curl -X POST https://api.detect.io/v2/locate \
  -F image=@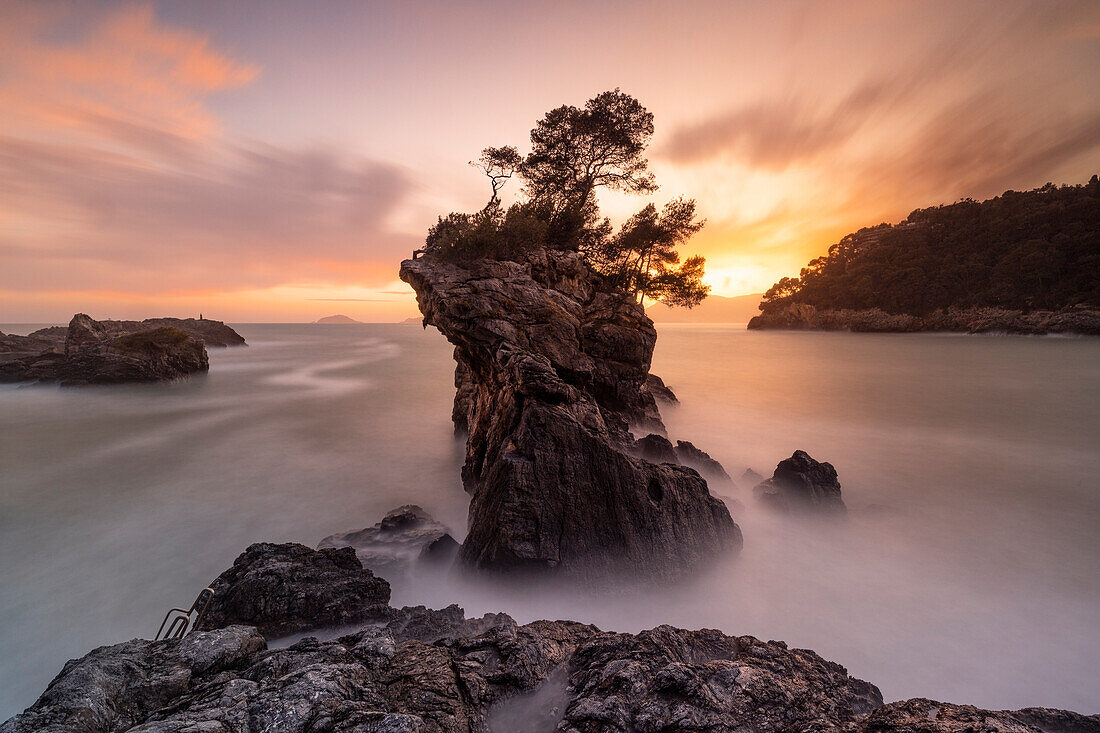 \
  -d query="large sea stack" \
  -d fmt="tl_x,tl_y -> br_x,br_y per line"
400,250 -> 741,582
